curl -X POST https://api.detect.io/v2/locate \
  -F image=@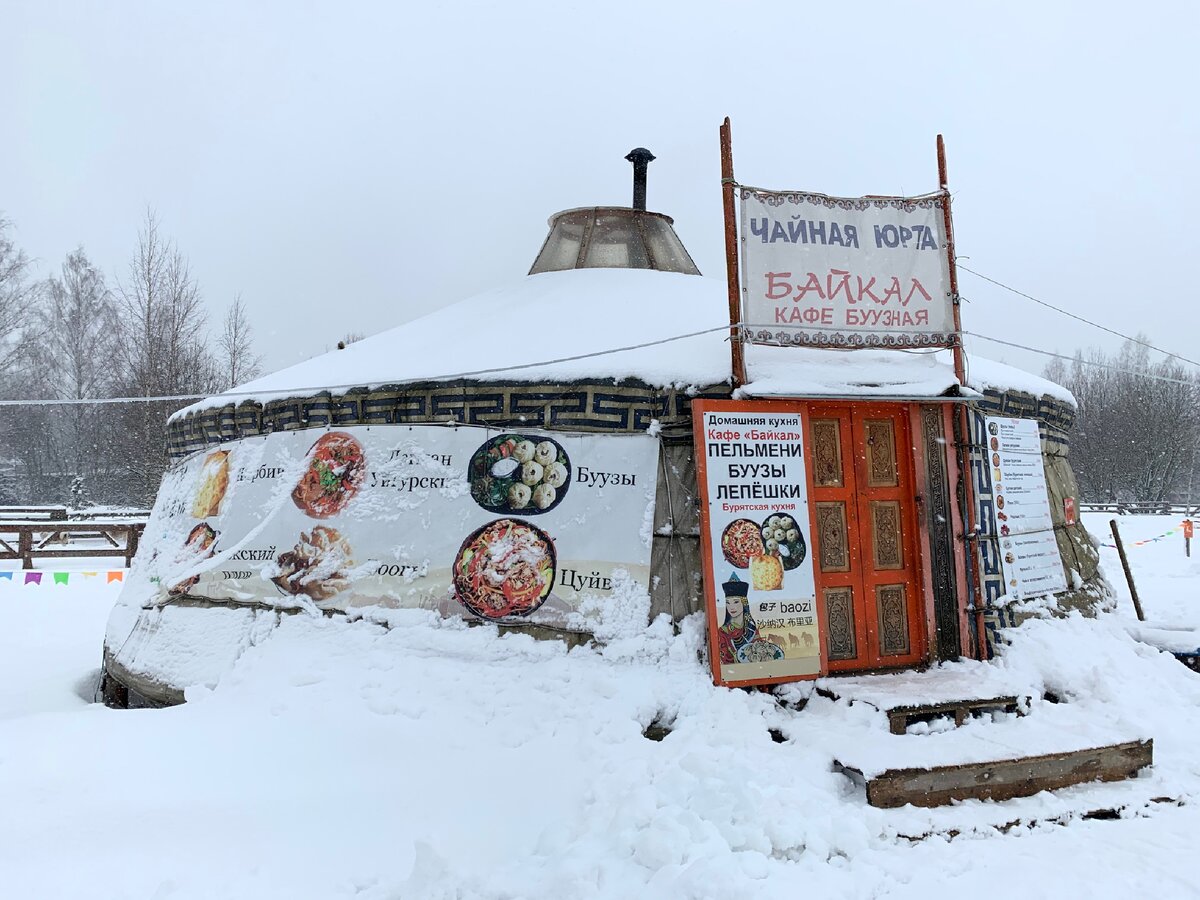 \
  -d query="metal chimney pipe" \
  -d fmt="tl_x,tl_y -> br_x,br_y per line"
625,147 -> 655,210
